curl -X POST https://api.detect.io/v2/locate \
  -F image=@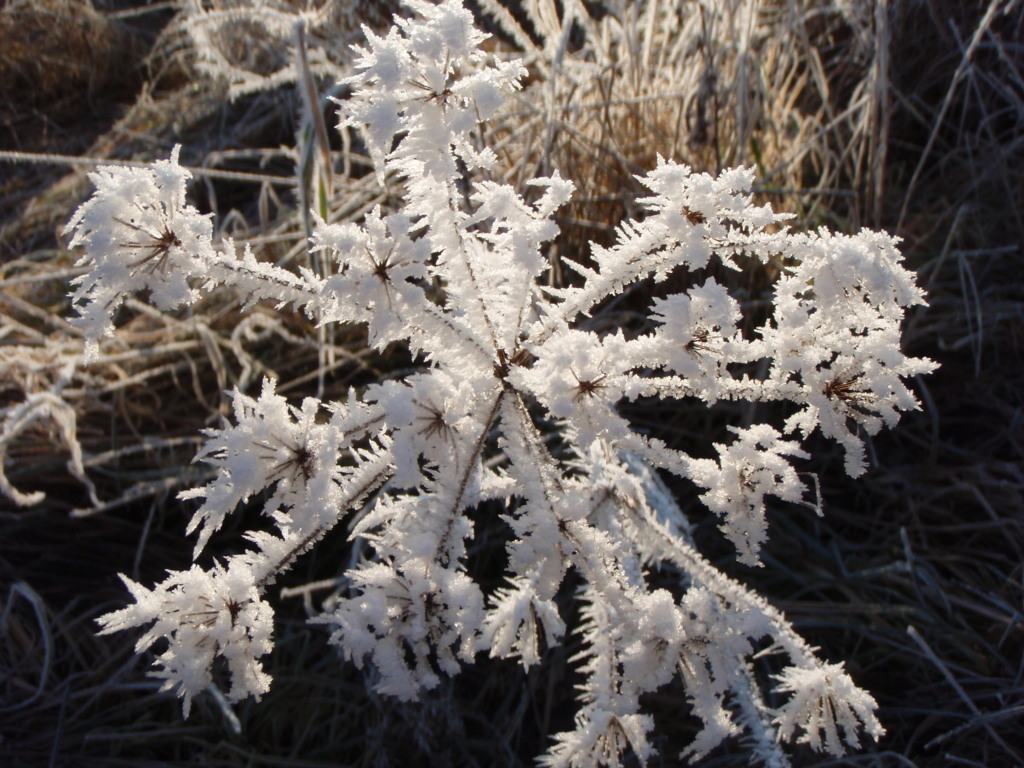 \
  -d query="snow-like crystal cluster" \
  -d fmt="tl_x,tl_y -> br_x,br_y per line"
72,2 -> 934,764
